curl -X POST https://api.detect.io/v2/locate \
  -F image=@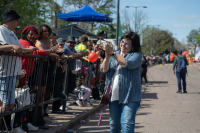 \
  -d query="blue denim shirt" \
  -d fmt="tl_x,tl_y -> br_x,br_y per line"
100,51 -> 142,104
